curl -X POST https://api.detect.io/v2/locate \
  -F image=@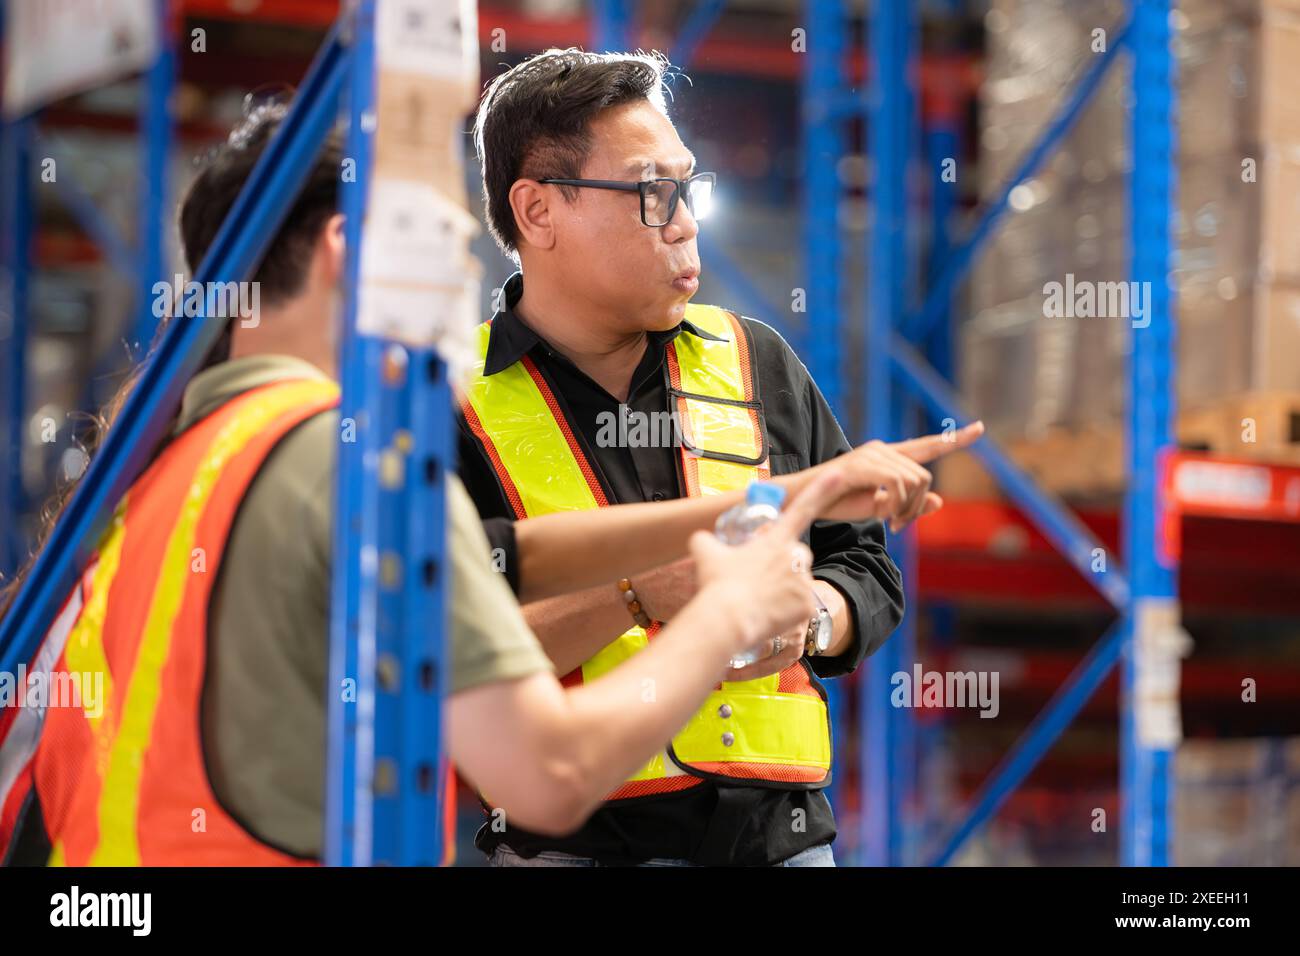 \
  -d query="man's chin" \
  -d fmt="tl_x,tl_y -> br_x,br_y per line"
664,287 -> 701,323
655,300 -> 691,330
